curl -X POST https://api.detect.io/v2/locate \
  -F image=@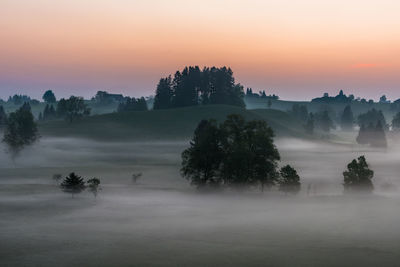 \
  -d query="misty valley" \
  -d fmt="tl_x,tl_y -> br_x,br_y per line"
1,67 -> 400,266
